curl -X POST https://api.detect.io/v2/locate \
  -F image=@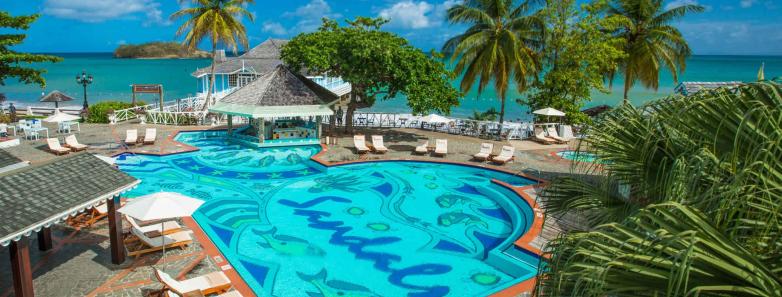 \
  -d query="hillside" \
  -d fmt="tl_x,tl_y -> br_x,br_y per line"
114,42 -> 210,59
